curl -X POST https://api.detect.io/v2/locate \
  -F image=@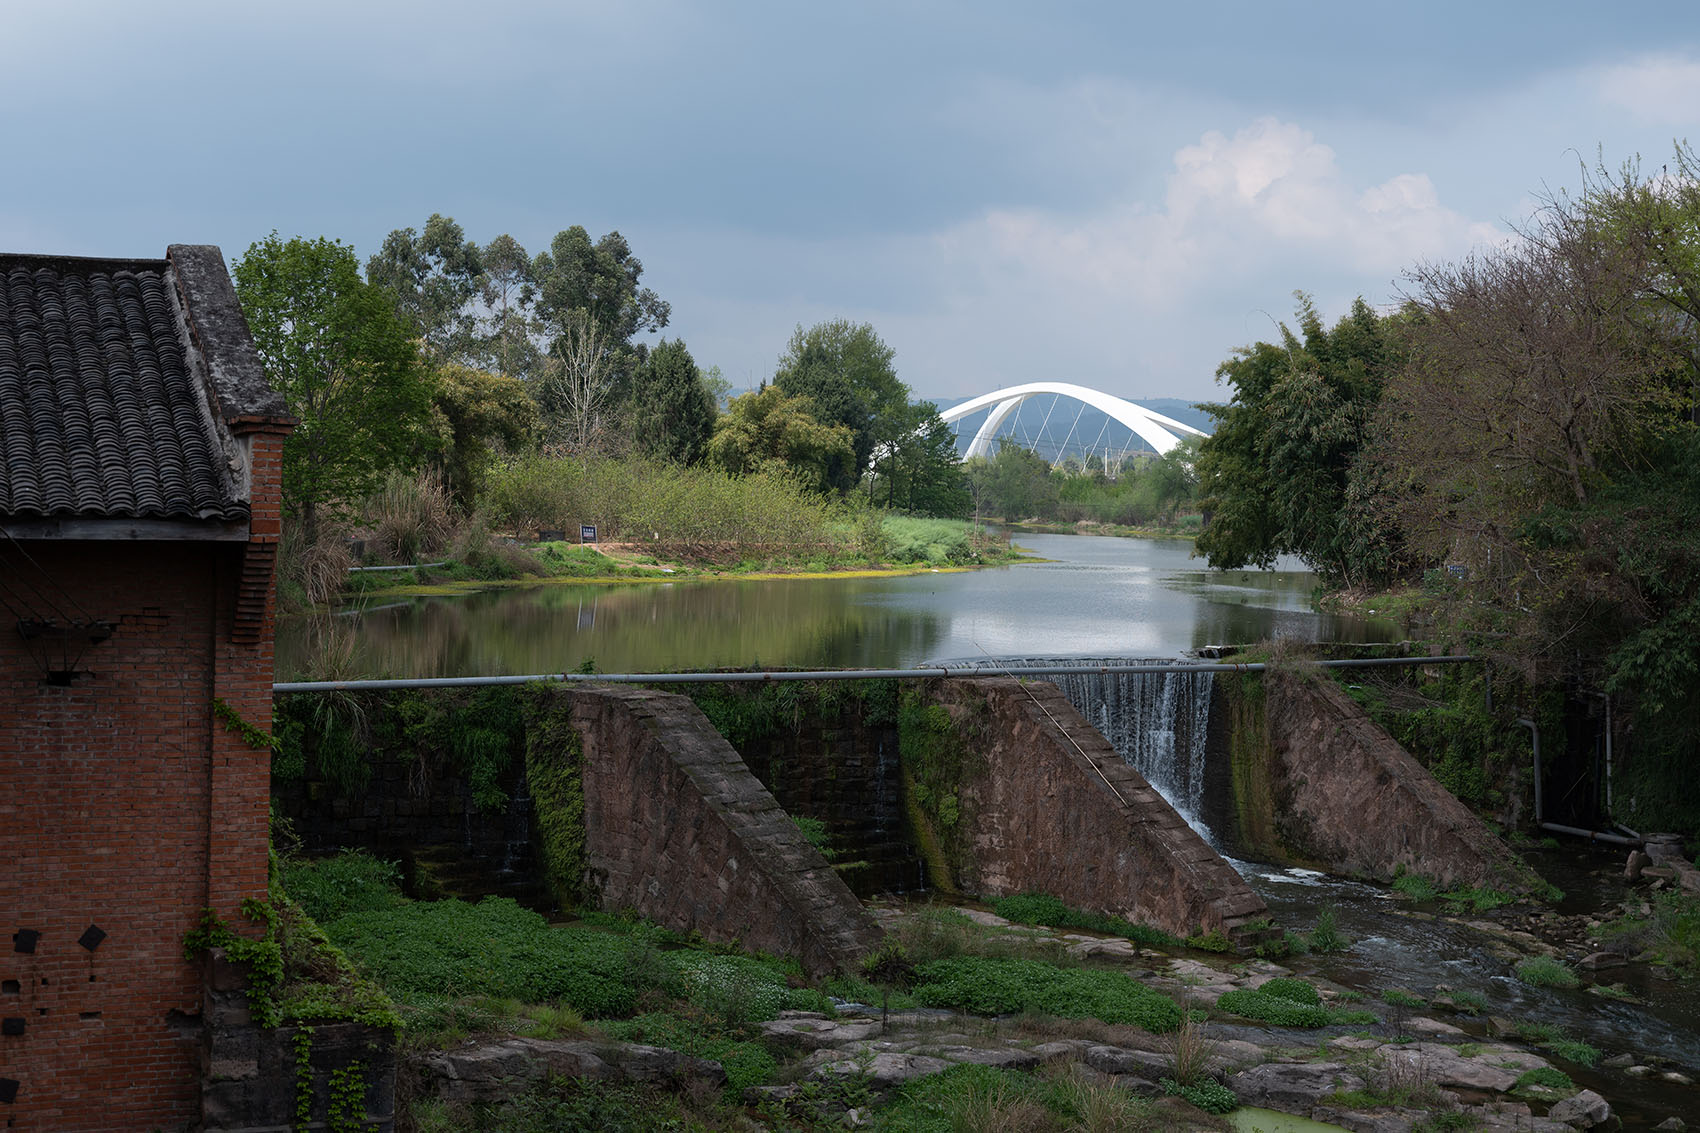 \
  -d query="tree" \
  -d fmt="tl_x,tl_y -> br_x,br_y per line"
1194,295 -> 1405,586
865,401 -> 970,516
628,339 -> 717,465
428,363 -> 539,506
964,441 -> 1058,521
473,233 -> 541,382
772,320 -> 907,492
366,214 -> 483,361
1376,180 -> 1687,682
534,310 -> 618,455
707,386 -> 855,494
233,233 -> 435,532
